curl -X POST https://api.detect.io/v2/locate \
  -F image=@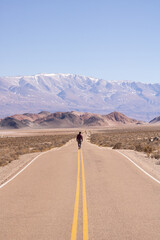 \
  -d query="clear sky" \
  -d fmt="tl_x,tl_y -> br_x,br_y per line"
0,0 -> 160,83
